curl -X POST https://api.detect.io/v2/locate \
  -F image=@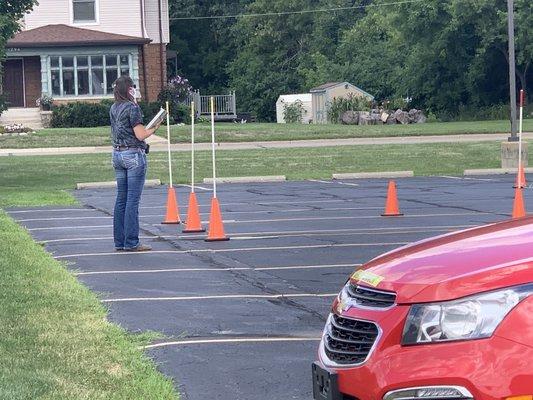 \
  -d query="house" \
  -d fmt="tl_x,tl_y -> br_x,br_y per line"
1,0 -> 170,116
275,93 -> 312,124
310,82 -> 374,124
